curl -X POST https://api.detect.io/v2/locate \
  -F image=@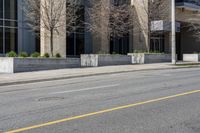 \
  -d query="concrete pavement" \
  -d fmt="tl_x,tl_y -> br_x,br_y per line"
0,62 -> 200,86
0,67 -> 200,133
